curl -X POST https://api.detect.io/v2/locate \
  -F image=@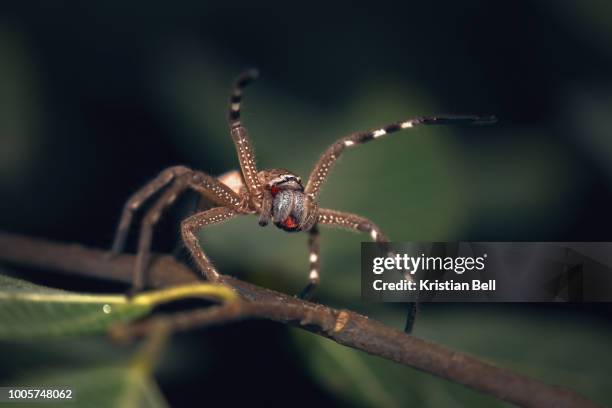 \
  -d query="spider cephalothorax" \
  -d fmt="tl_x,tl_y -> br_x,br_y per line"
257,169 -> 318,232
109,67 -> 495,320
